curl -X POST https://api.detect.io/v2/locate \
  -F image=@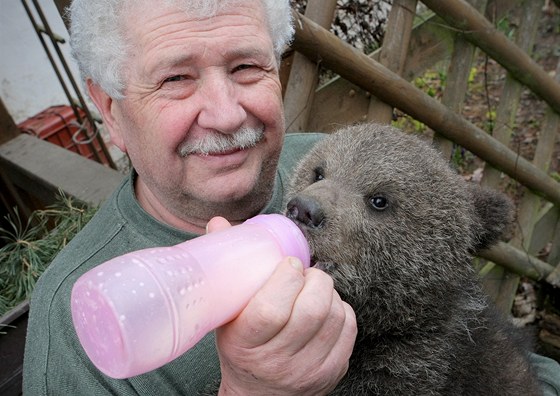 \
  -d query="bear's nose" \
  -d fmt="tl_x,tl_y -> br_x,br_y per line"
286,196 -> 325,229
